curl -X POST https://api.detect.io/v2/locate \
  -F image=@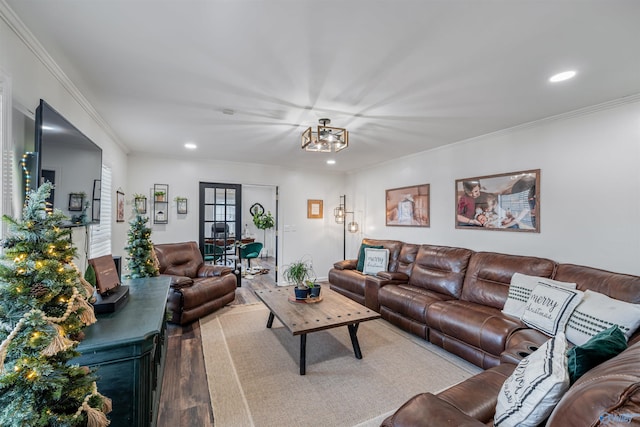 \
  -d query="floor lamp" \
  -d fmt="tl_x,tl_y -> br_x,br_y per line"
334,195 -> 359,260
